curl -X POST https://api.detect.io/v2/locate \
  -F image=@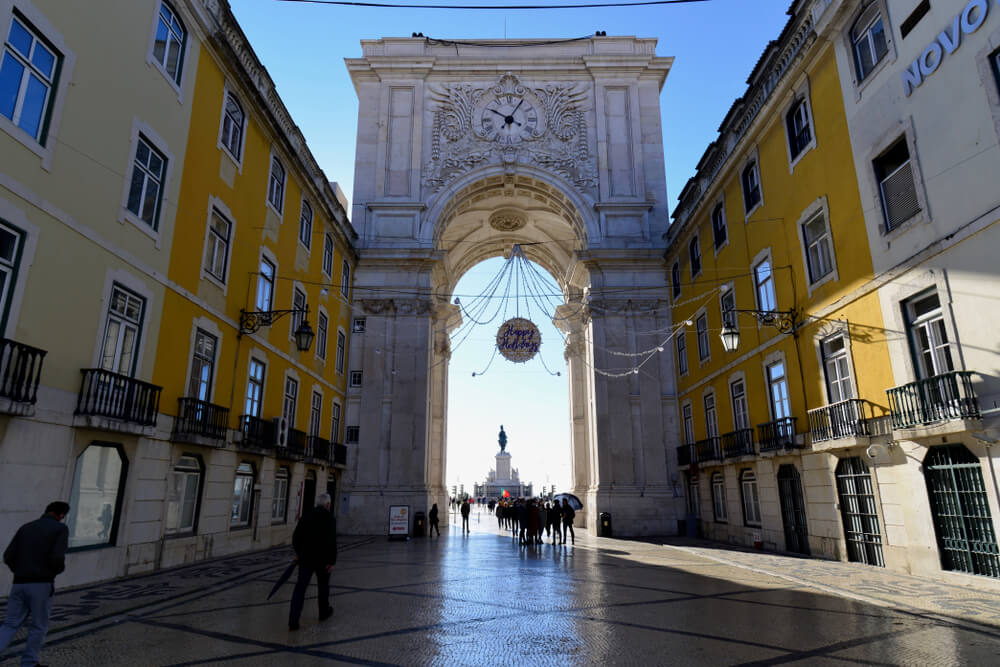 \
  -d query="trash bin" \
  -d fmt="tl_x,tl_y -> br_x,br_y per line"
413,511 -> 426,537
599,512 -> 612,537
